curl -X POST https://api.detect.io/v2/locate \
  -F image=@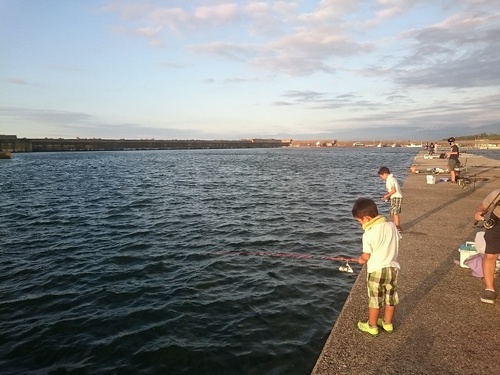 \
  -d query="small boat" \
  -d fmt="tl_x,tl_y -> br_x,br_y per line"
406,143 -> 423,148
1,150 -> 12,159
